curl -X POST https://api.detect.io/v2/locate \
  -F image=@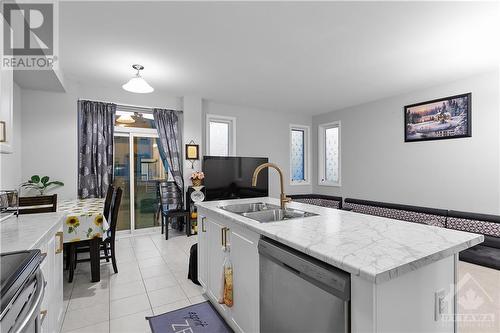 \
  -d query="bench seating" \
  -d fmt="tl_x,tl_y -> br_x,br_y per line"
289,194 -> 342,209
447,210 -> 500,270
342,197 -> 500,270
343,198 -> 448,228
